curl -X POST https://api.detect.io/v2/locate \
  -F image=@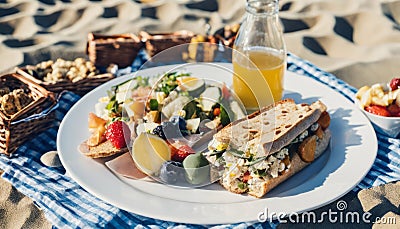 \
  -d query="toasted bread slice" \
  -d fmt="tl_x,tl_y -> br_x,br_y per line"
214,99 -> 327,157
79,140 -> 128,158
